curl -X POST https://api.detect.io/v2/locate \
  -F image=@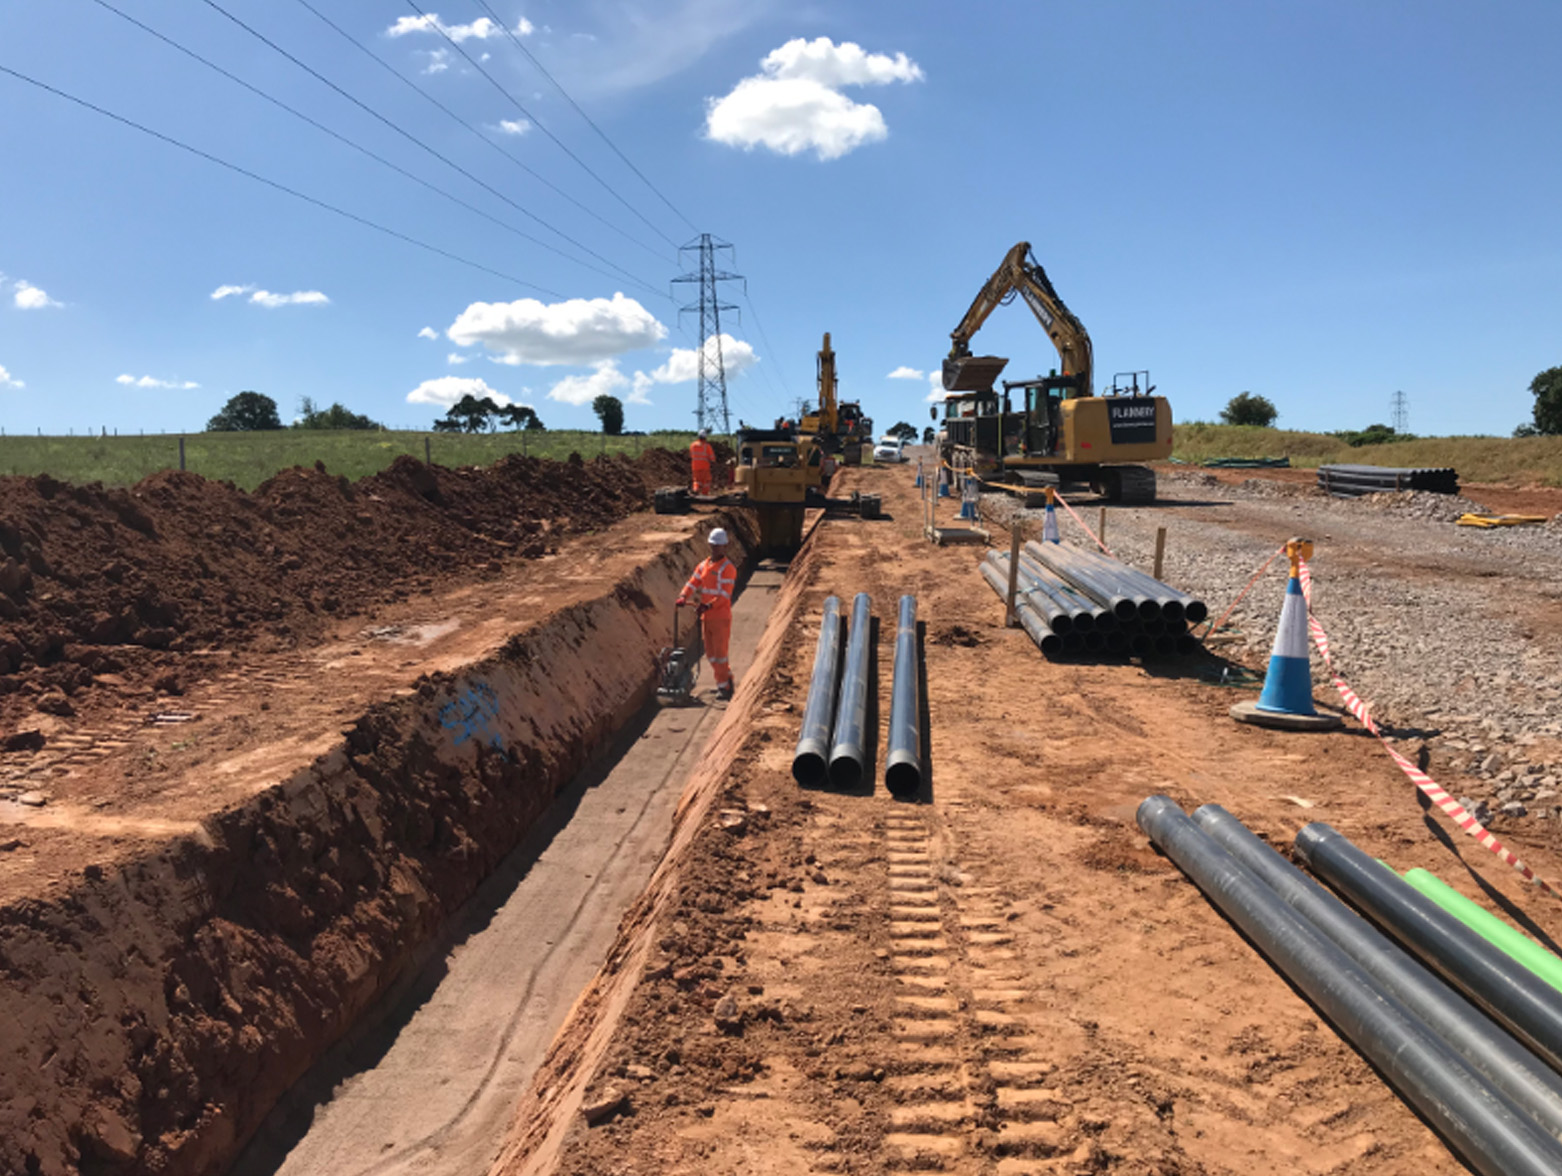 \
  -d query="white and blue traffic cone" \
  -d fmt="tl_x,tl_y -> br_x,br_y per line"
1041,487 -> 1060,544
914,459 -> 924,489
957,475 -> 979,521
1231,540 -> 1342,730
937,466 -> 950,498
